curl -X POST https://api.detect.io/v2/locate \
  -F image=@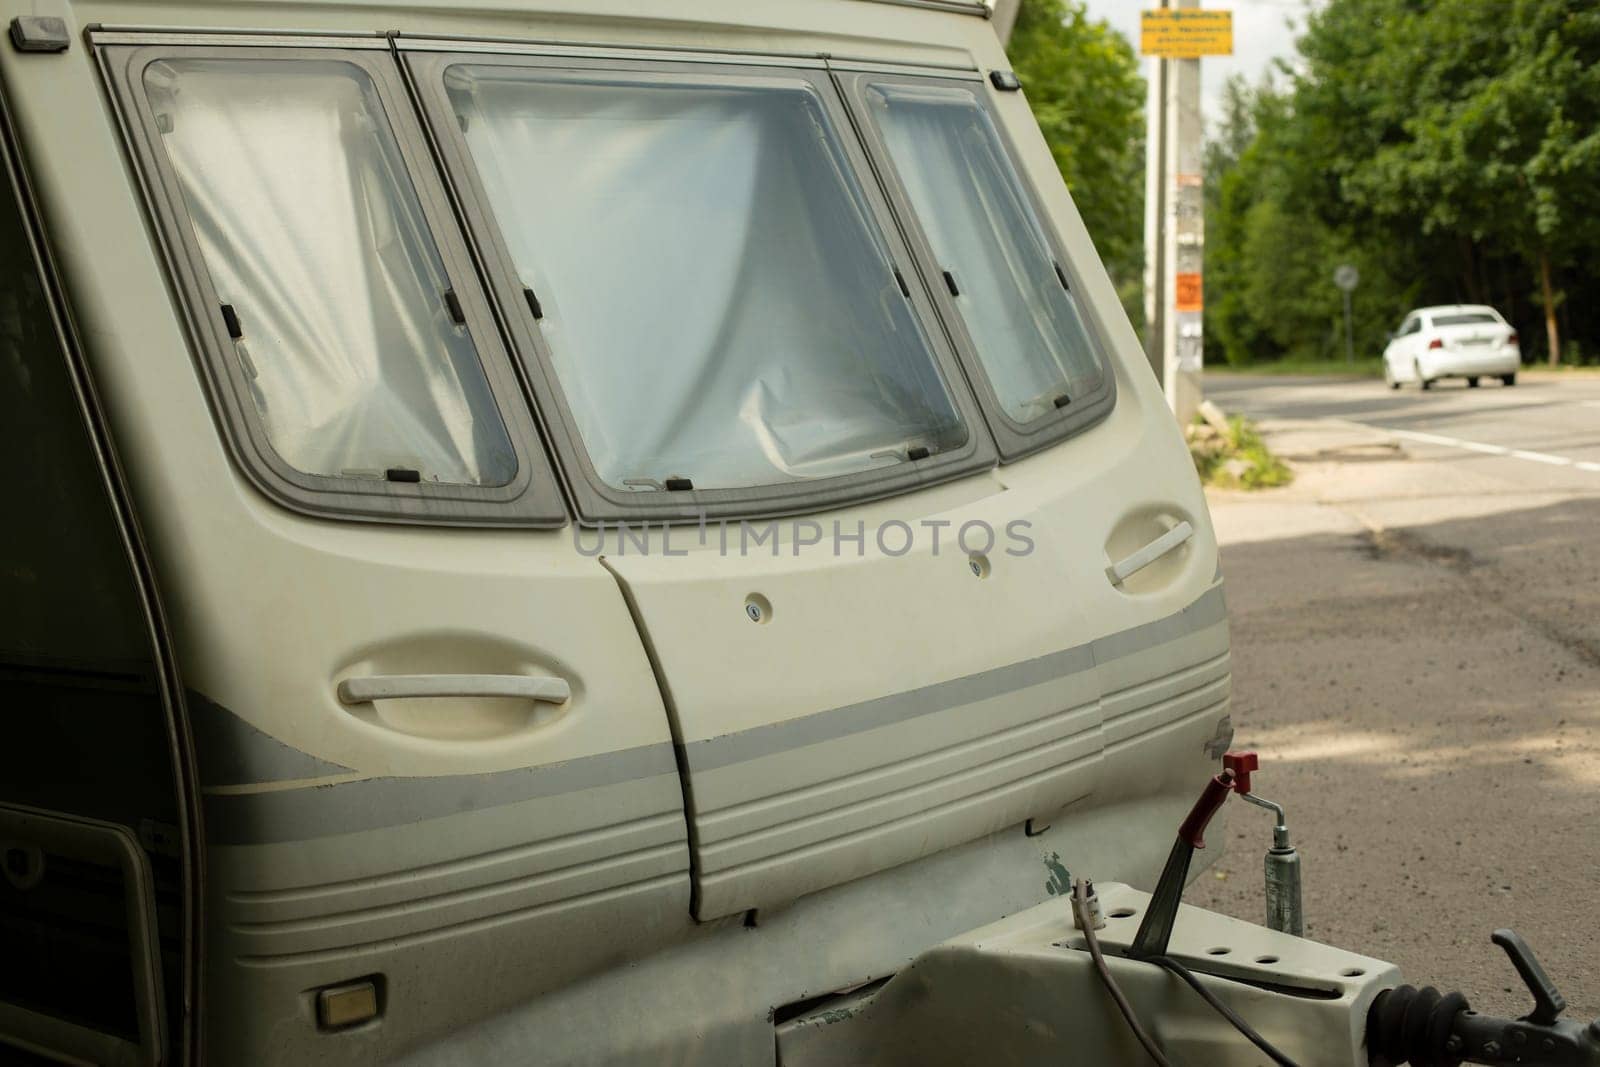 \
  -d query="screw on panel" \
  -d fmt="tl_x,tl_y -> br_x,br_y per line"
744,593 -> 772,624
